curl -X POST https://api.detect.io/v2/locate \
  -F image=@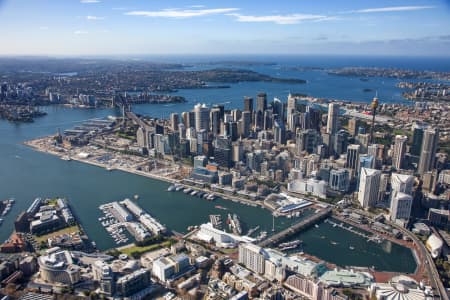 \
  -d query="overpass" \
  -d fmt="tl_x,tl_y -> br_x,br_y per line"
258,207 -> 332,248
